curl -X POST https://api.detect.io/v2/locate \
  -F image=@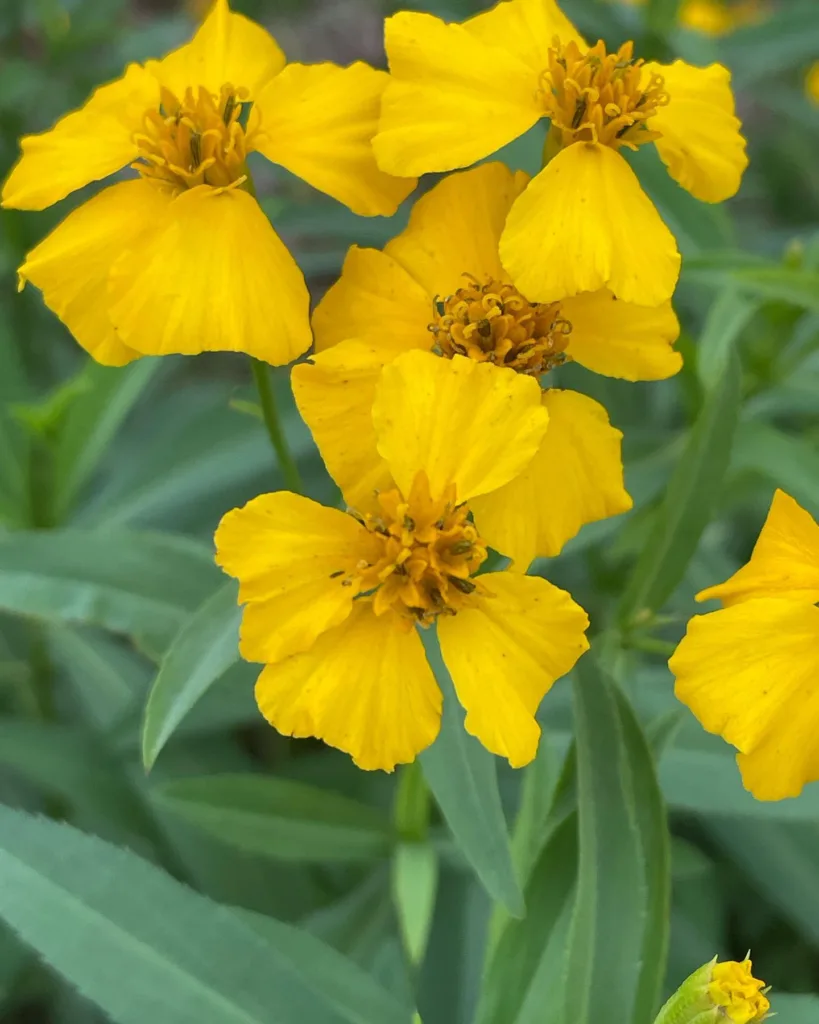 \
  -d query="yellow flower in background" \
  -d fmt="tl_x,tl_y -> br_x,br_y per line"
293,163 -> 680,570
1,0 -> 415,367
374,0 -> 748,307
807,63 -> 819,105
655,957 -> 770,1024
670,489 -> 819,800
618,0 -> 767,36
216,351 -> 590,771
